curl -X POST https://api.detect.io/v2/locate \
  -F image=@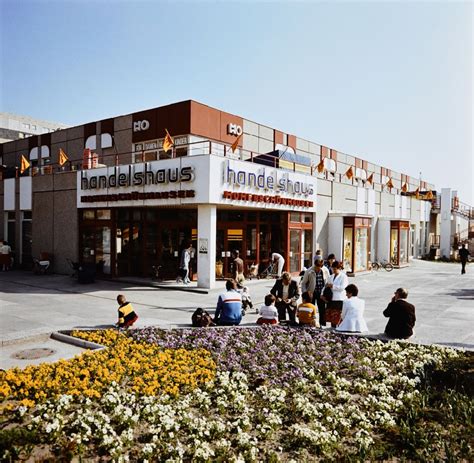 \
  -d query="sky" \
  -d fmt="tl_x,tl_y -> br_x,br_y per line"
1,0 -> 472,203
